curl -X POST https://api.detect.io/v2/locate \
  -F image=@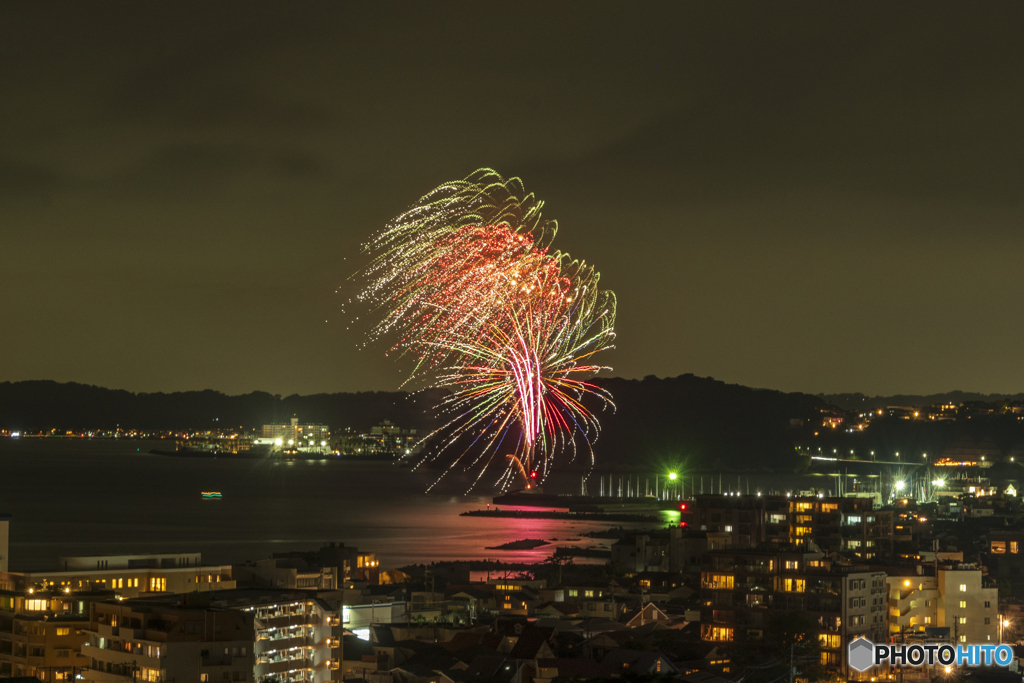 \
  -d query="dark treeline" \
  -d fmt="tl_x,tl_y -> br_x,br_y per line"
0,380 -> 446,433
